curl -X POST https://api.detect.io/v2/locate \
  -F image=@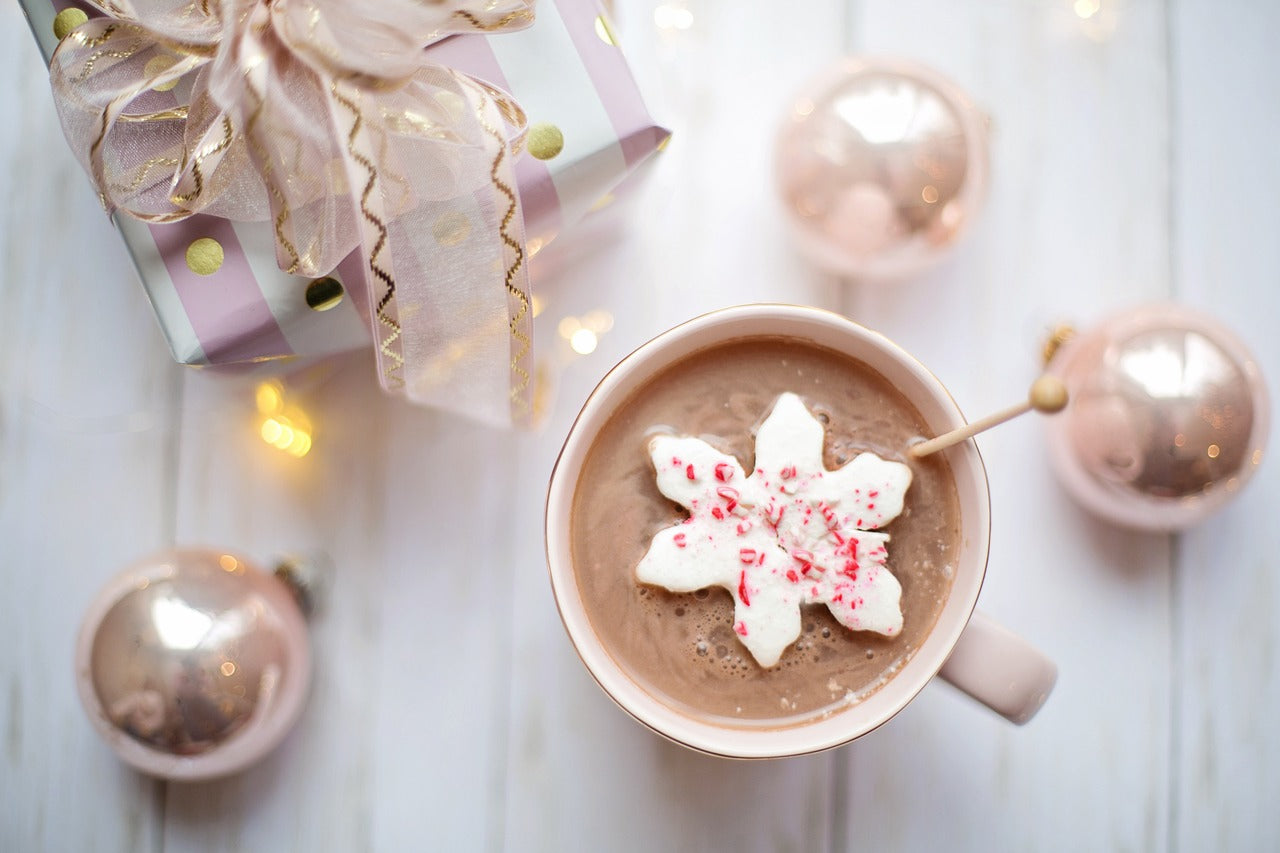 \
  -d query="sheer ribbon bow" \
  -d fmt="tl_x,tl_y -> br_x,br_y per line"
51,0 -> 538,426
